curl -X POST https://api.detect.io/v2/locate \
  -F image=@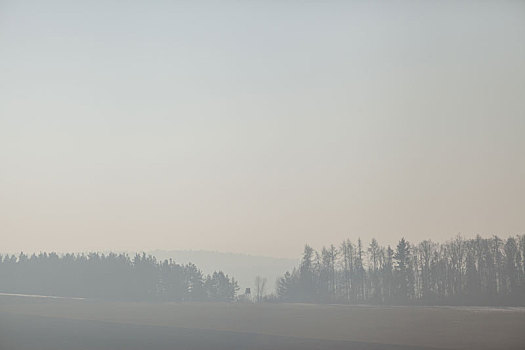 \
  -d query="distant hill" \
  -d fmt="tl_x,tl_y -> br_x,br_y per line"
149,250 -> 298,292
